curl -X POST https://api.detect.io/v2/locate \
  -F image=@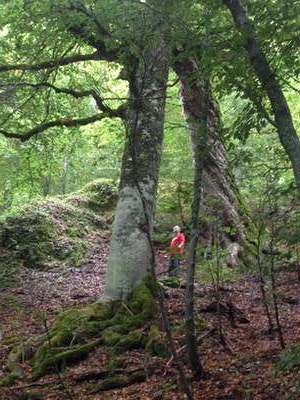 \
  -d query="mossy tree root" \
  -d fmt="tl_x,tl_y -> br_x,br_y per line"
4,275 -> 168,382
91,370 -> 147,393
